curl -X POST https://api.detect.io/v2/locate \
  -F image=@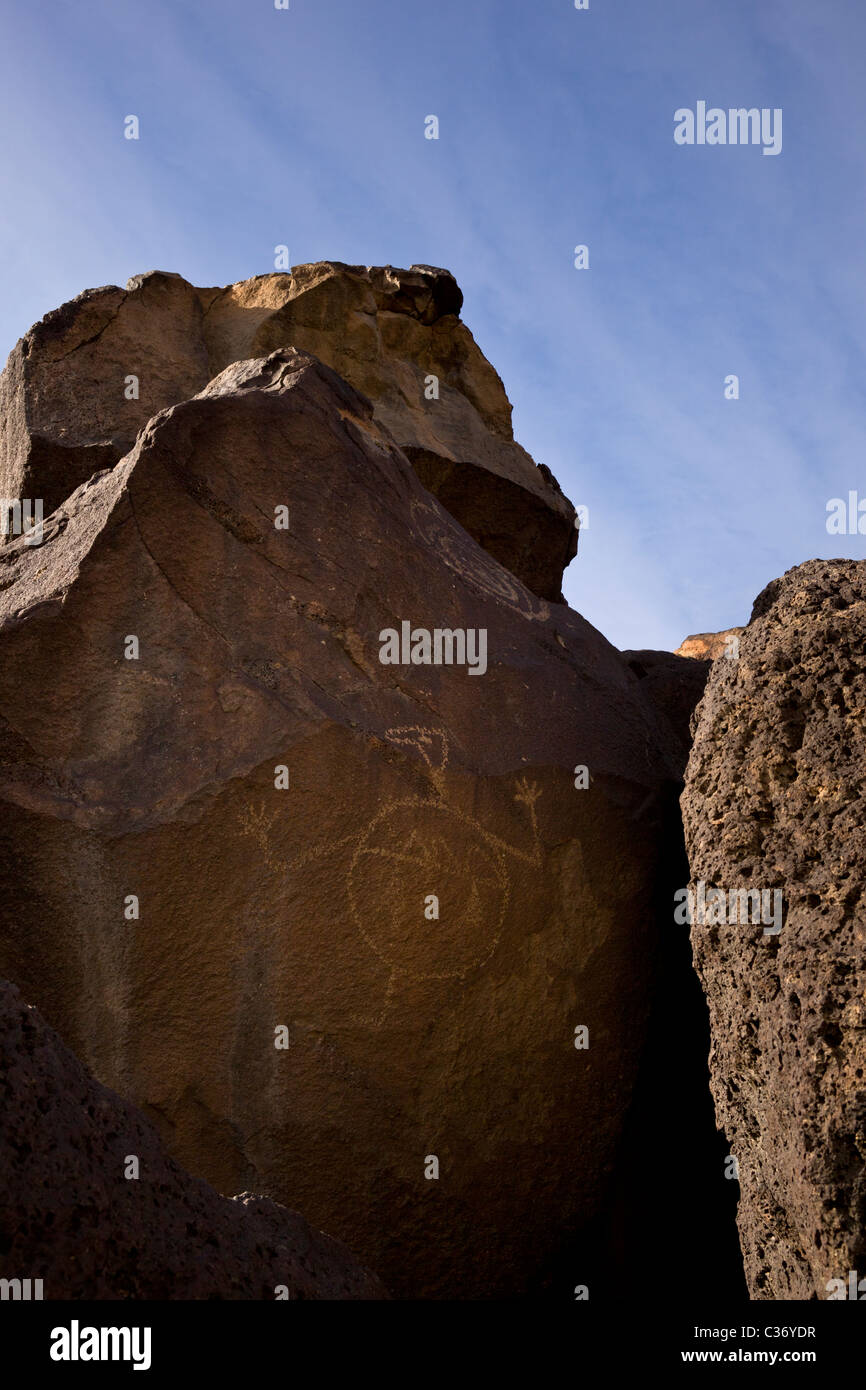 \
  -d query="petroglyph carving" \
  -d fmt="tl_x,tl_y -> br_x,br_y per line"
241,725 -> 543,1024
409,500 -> 551,622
